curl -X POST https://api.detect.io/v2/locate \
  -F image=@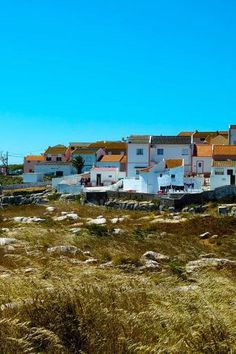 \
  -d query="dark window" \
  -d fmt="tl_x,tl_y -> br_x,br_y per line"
227,169 -> 233,176
46,157 -> 52,161
56,157 -> 62,161
157,149 -> 164,155
198,163 -> 202,167
56,171 -> 63,177
171,174 -> 175,179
